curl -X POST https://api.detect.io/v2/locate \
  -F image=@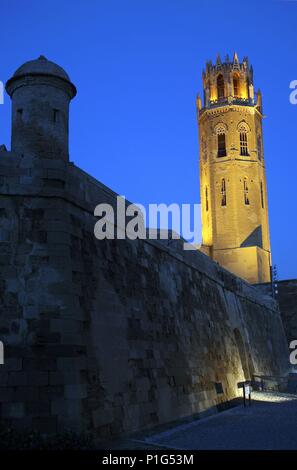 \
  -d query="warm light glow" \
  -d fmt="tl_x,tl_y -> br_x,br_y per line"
199,57 -> 271,284
240,85 -> 248,100
202,227 -> 212,246
252,391 -> 297,403
210,84 -> 217,102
